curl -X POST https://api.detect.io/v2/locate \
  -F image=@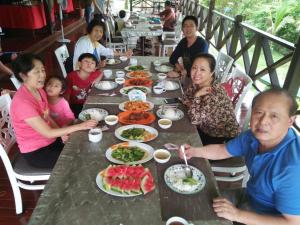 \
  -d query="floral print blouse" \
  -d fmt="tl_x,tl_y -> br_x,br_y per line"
182,83 -> 240,138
